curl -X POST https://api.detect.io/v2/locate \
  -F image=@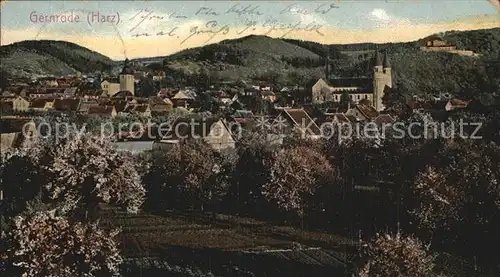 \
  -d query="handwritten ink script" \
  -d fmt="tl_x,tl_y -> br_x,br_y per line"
26,3 -> 340,44
127,3 -> 340,44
